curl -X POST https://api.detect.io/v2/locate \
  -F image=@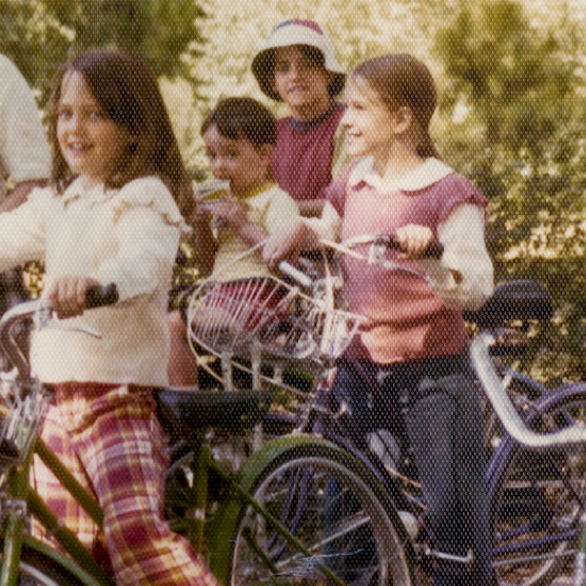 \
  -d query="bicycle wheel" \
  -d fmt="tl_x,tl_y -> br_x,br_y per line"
0,544 -> 82,585
488,383 -> 586,585
224,439 -> 415,585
